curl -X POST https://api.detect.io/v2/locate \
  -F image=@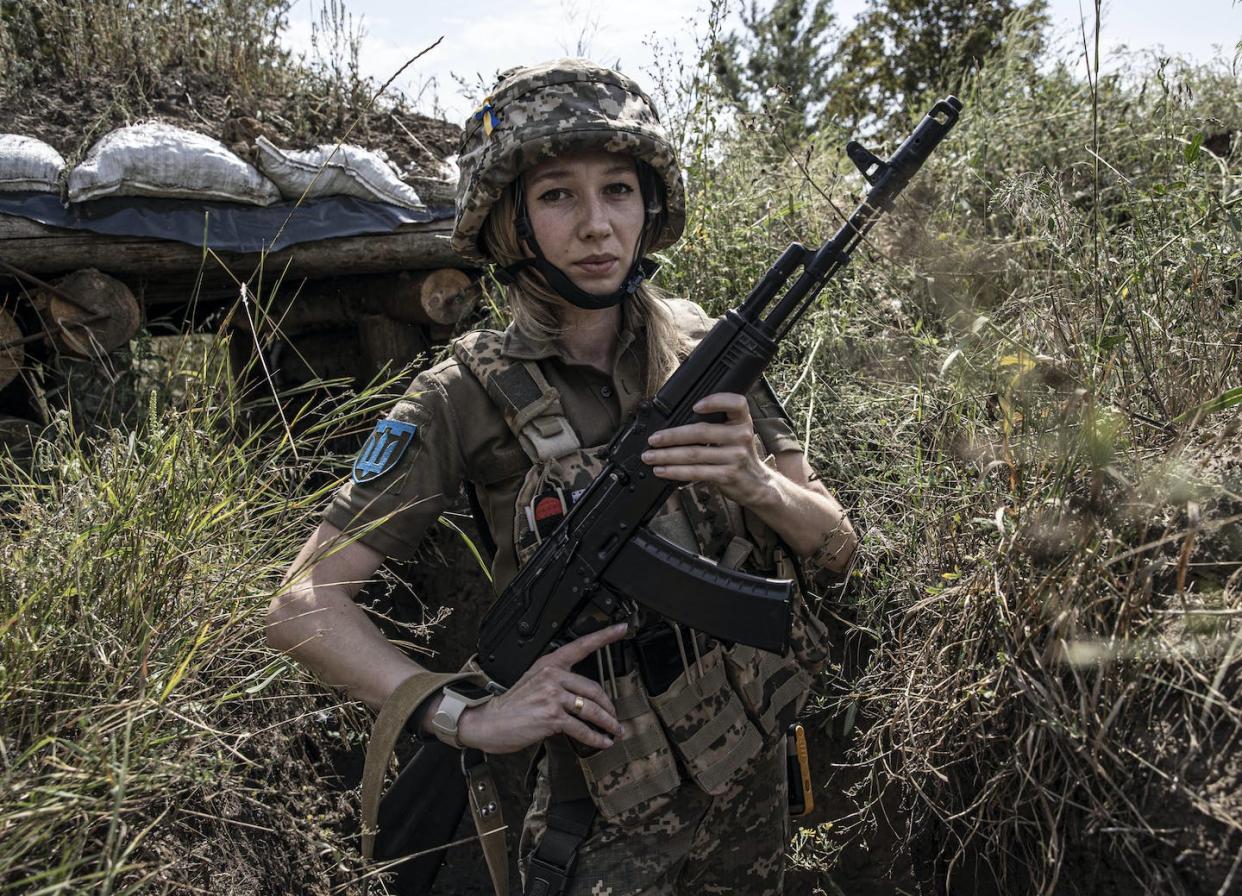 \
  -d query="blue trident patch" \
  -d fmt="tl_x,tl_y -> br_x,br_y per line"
352,419 -> 418,484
